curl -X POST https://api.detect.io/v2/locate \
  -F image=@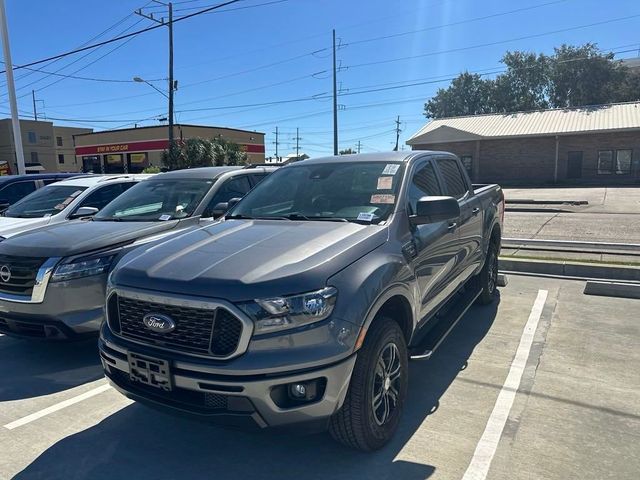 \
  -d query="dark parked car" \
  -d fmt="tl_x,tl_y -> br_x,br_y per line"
99,152 -> 504,451
0,166 -> 275,340
0,173 -> 88,210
